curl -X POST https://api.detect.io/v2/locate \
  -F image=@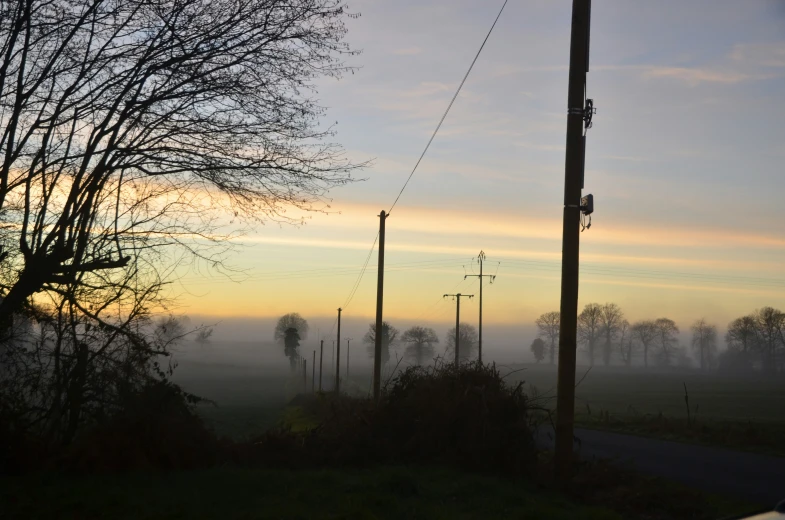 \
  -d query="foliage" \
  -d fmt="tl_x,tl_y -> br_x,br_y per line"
400,325 -> 439,365
0,297 -> 195,461
0,466 -> 621,520
535,311 -> 560,365
274,313 -> 309,343
444,322 -> 479,362
297,361 -> 537,476
530,338 -> 546,363
363,321 -> 400,365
